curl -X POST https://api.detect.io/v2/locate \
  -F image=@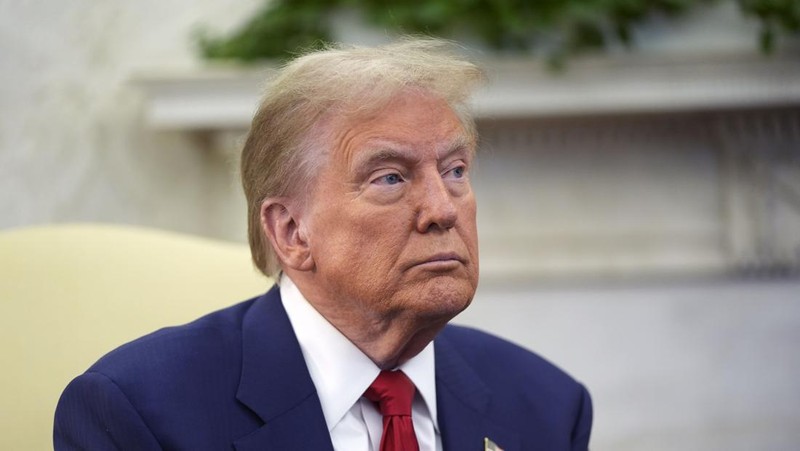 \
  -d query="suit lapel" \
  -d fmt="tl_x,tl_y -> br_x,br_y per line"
230,290 -> 519,451
233,287 -> 334,451
435,331 -> 521,451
